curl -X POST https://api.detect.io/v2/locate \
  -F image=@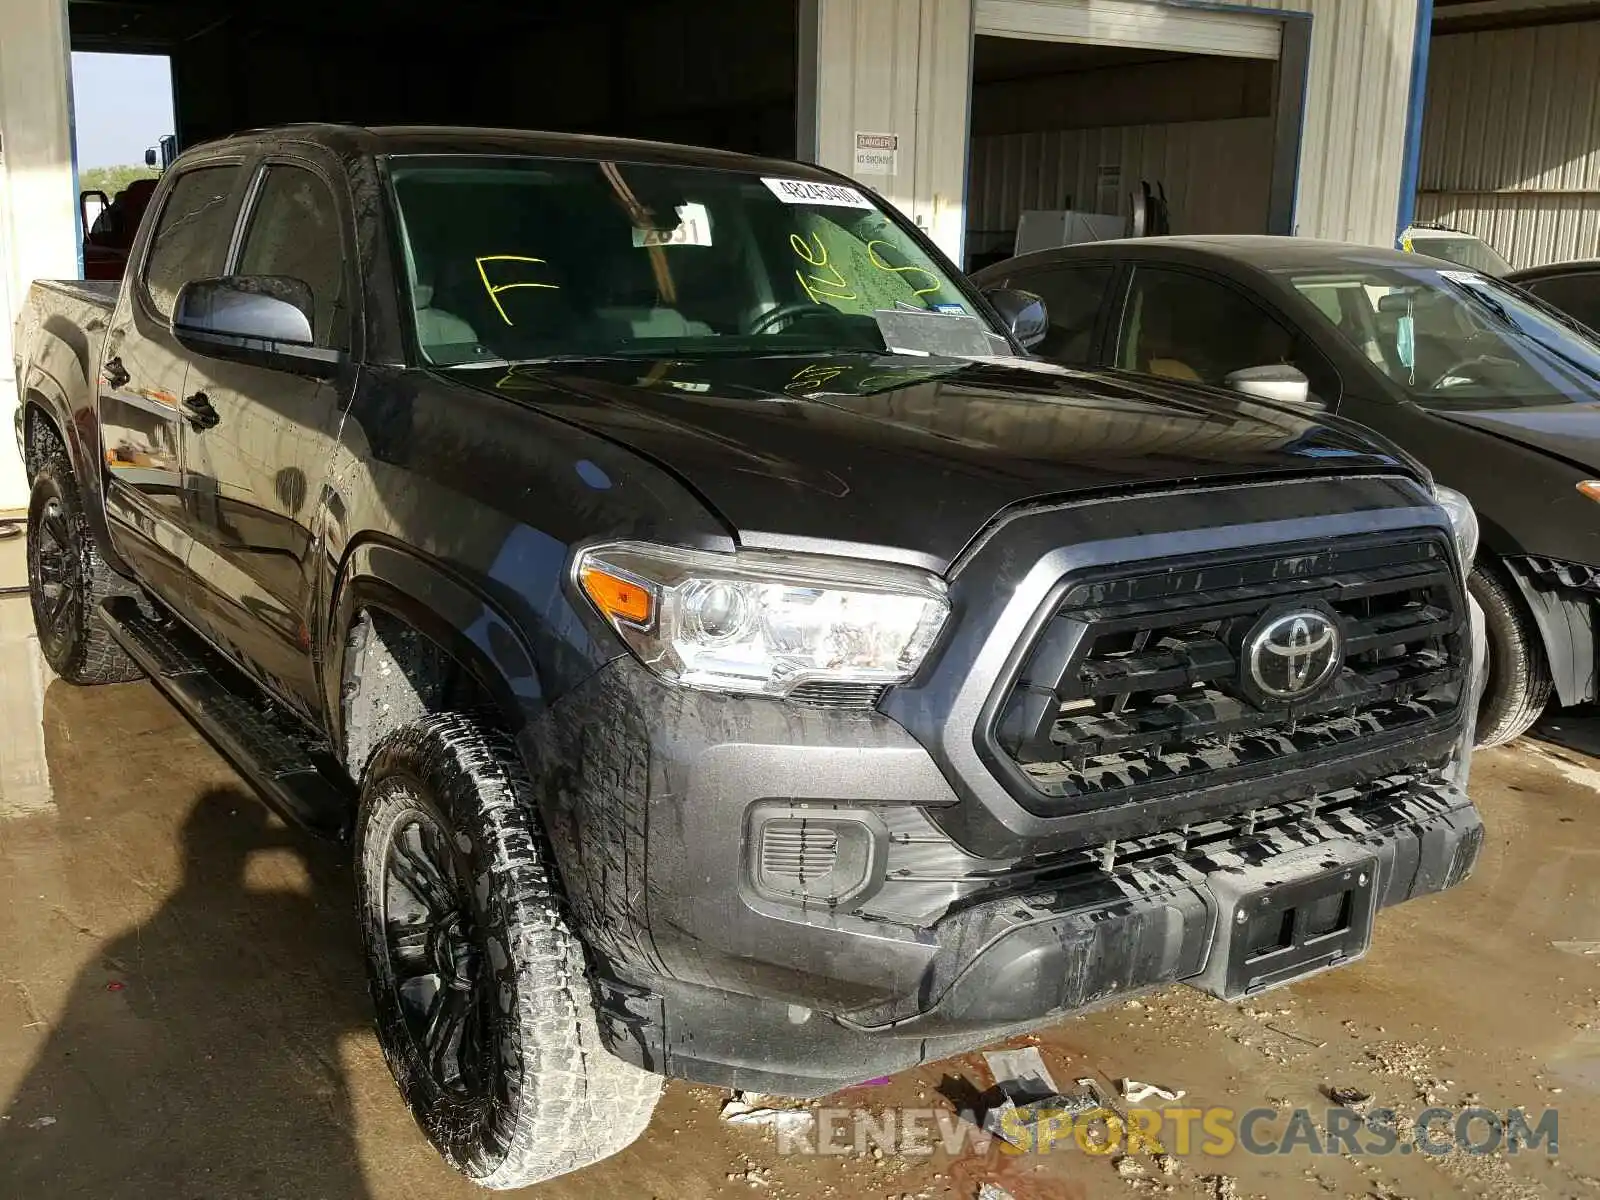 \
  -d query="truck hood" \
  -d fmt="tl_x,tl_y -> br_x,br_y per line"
1427,401 -> 1600,474
456,354 -> 1418,571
